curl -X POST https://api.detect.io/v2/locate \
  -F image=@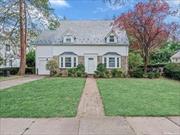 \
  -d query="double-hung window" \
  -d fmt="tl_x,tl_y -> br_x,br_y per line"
103,55 -> 121,68
109,36 -> 115,43
65,57 -> 71,67
60,56 -> 78,68
109,57 -> 115,68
